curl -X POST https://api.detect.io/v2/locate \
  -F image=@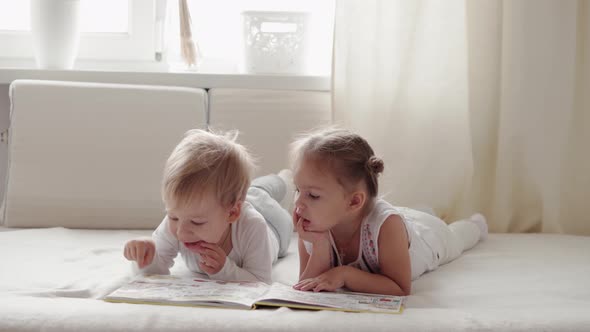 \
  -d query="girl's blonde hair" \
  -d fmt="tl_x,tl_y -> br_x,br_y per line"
162,129 -> 255,209
290,126 -> 384,198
